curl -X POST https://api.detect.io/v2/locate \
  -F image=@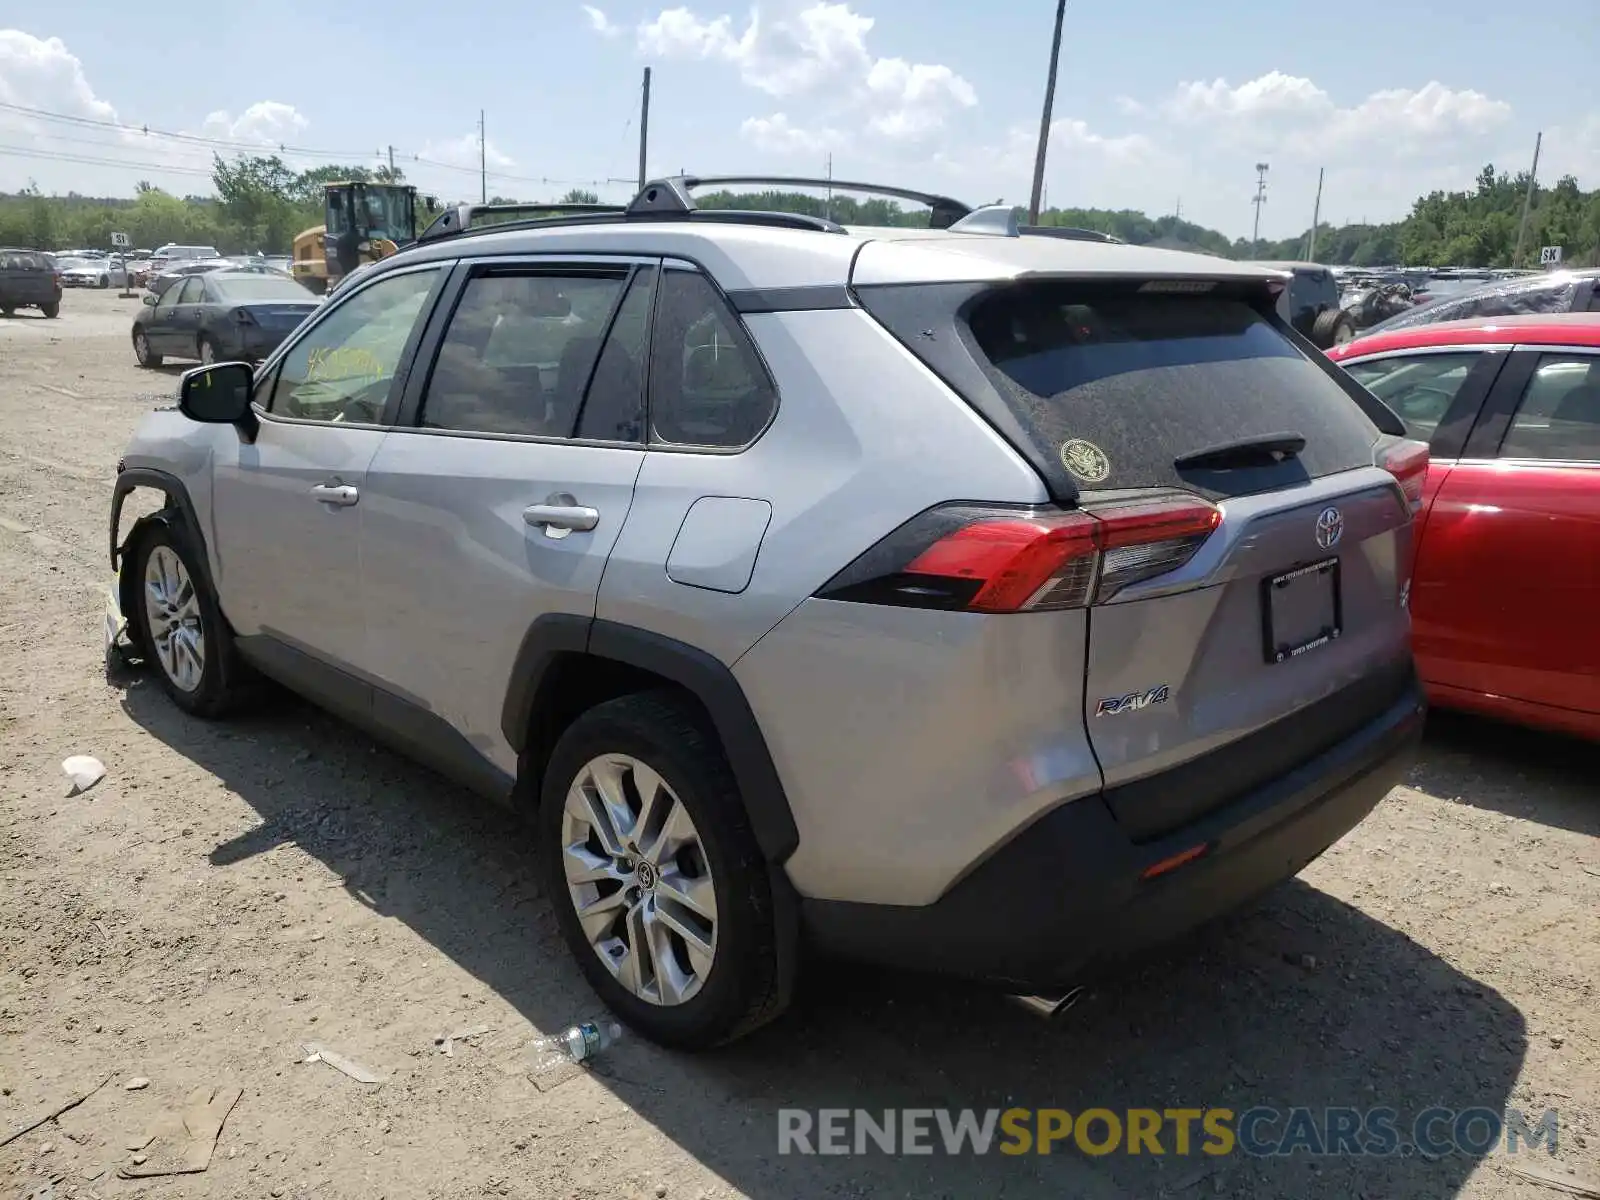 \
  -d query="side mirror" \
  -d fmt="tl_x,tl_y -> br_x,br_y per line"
179,362 -> 254,429
142,293 -> 157,306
